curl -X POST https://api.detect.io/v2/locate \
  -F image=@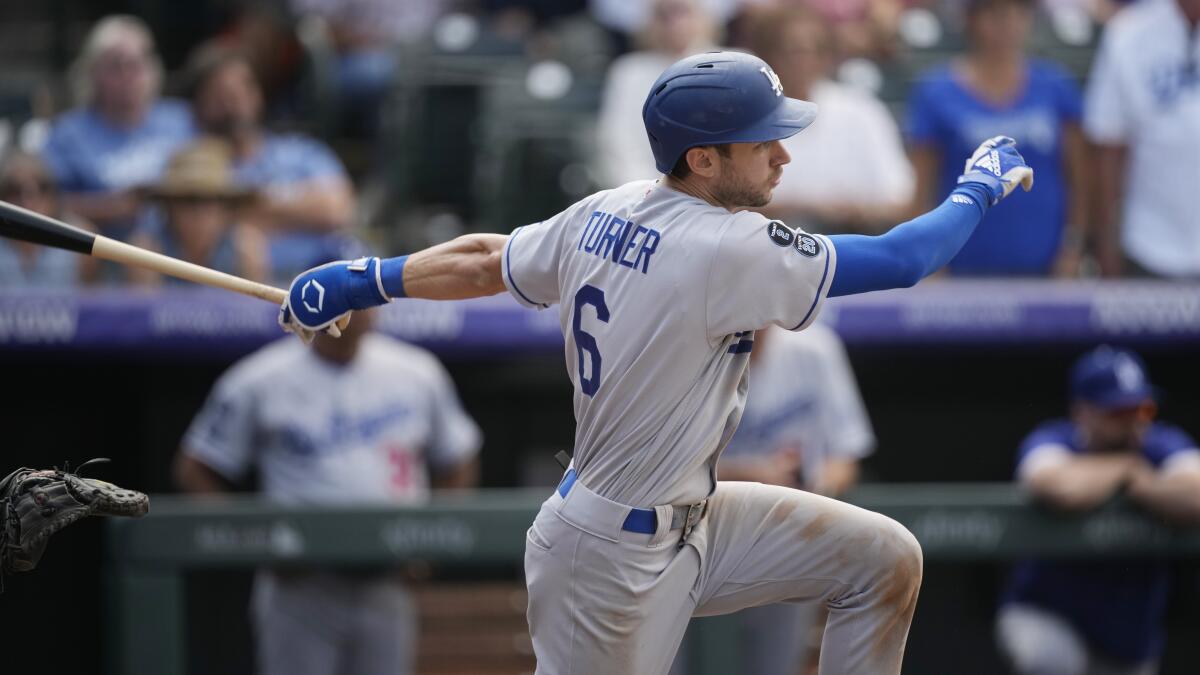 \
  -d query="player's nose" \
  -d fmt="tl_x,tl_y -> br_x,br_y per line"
771,140 -> 791,166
